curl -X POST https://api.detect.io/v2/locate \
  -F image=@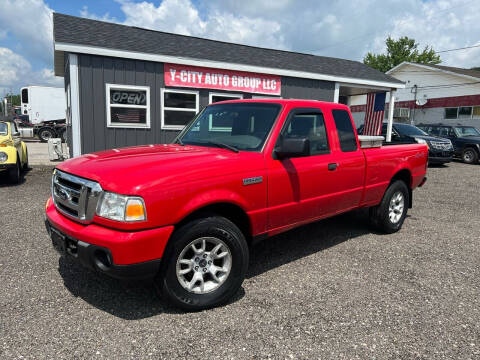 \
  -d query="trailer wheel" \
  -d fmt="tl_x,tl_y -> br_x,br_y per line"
38,127 -> 56,142
156,215 -> 249,311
